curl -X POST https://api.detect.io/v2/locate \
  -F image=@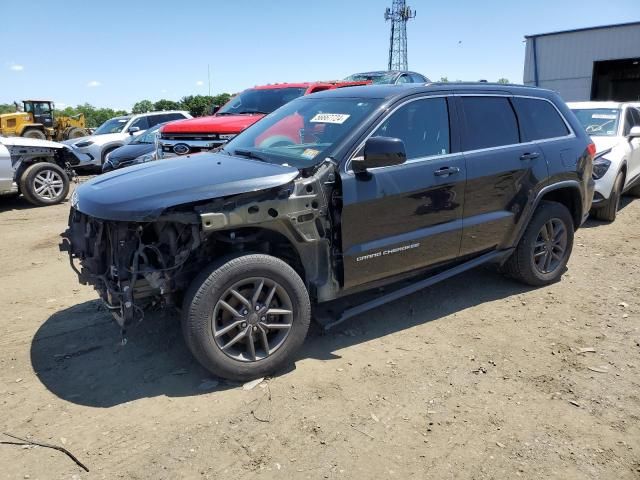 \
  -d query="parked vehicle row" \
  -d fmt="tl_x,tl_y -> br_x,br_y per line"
62,82 -> 595,381
64,110 -> 191,168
